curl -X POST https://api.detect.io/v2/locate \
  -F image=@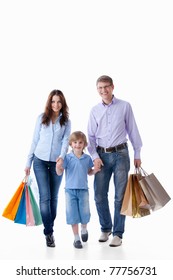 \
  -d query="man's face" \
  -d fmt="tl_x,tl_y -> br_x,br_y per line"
97,82 -> 114,104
